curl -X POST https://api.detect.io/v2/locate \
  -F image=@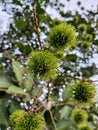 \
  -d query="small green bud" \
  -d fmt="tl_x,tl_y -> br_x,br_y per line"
85,34 -> 93,41
78,24 -> 87,32
27,51 -> 59,81
72,108 -> 88,124
81,41 -> 91,52
55,50 -> 64,59
49,23 -> 77,51
79,125 -> 92,130
49,18 -> 62,27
